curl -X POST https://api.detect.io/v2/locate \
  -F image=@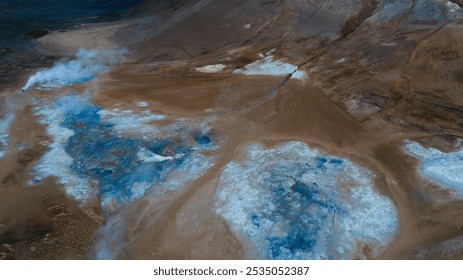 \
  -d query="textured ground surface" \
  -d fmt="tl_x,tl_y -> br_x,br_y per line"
2,0 -> 463,259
